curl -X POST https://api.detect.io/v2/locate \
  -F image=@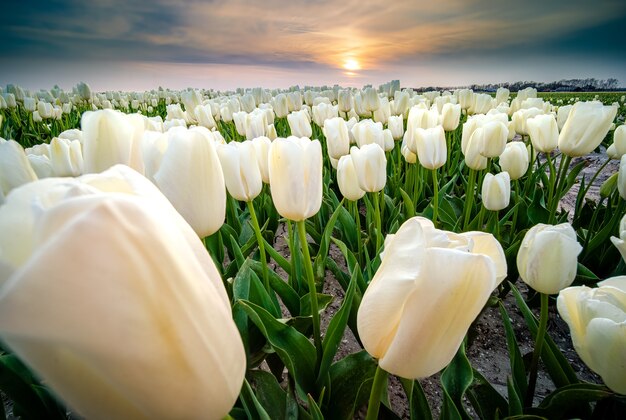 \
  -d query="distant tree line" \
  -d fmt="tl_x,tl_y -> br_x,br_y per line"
417,78 -> 623,92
